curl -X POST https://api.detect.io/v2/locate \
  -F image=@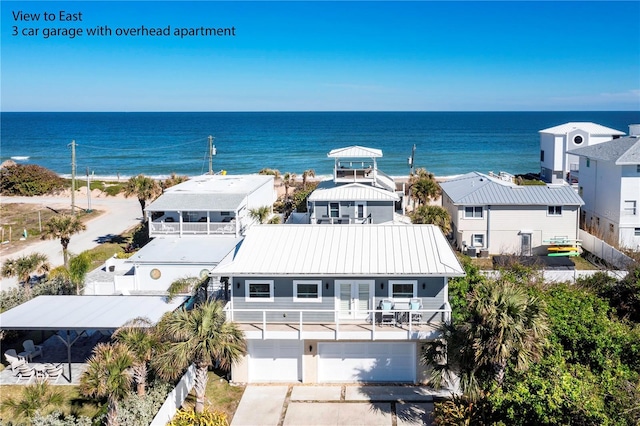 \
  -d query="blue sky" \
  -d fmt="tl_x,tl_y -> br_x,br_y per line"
2,1 -> 639,111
